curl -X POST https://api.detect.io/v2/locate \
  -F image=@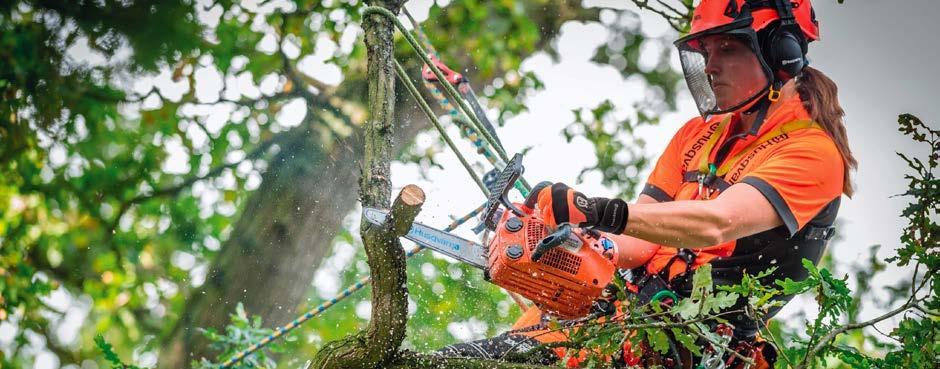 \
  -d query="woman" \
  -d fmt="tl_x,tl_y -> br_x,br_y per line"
437,0 -> 856,366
